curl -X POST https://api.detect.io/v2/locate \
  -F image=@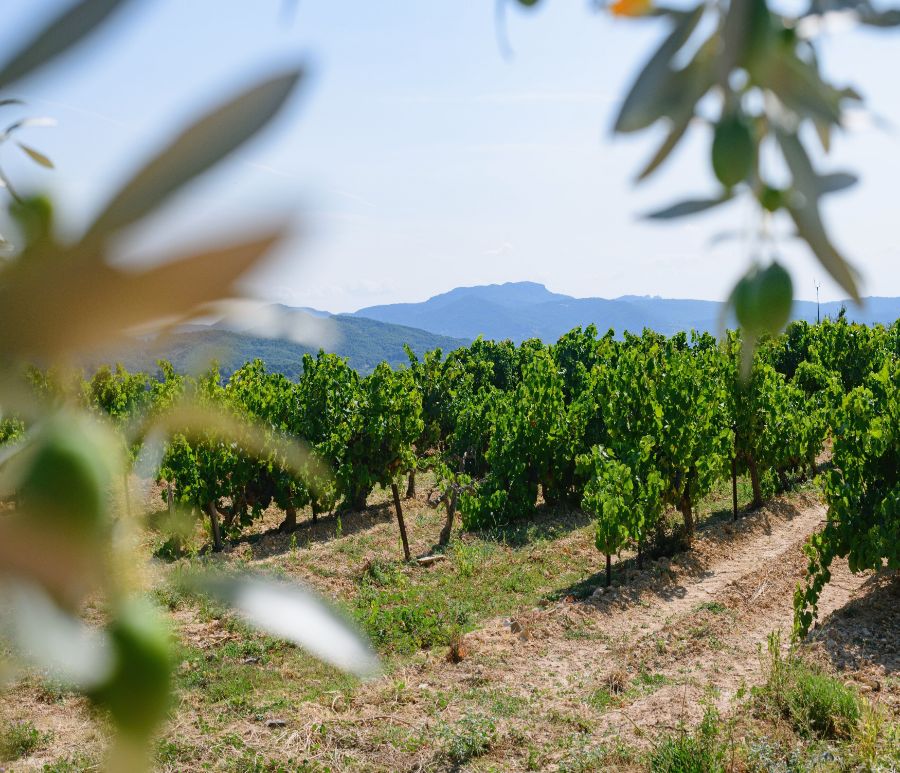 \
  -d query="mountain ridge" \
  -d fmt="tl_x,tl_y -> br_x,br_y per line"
350,281 -> 900,342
